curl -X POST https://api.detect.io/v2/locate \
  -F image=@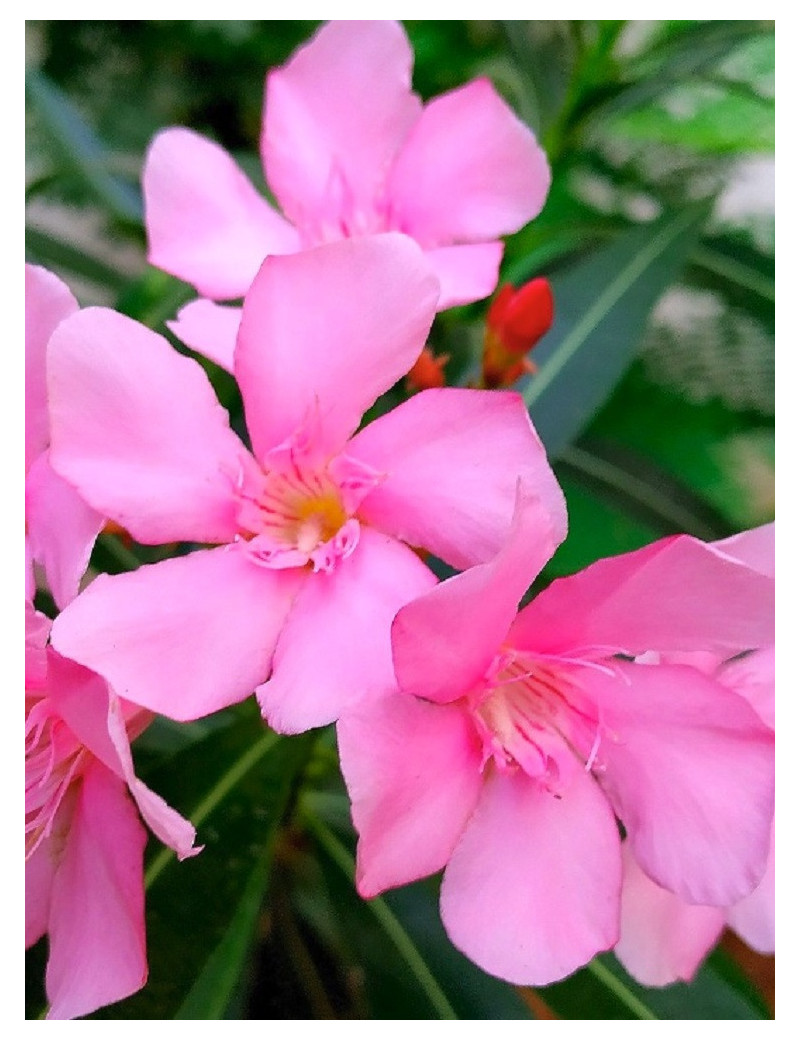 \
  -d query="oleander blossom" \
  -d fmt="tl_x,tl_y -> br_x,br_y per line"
144,19 -> 550,372
25,265 -> 103,608
25,601 -> 199,1020
613,525 -> 775,987
47,235 -> 566,734
337,490 -> 775,986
